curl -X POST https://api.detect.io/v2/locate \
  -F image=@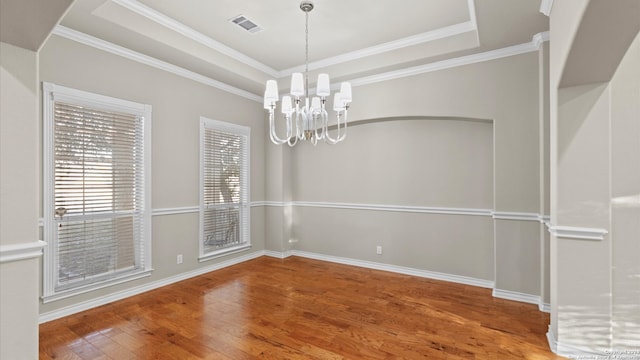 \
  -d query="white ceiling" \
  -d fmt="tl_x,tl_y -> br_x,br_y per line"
55,0 -> 548,96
